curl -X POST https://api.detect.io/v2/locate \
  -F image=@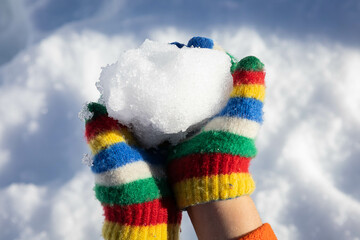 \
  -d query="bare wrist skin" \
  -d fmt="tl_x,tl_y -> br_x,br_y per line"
187,196 -> 262,240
